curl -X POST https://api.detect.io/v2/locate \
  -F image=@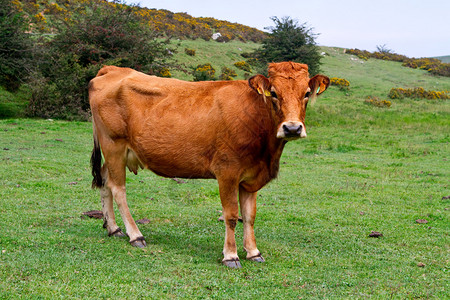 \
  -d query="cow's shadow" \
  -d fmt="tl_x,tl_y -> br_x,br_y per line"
128,213 -> 242,264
